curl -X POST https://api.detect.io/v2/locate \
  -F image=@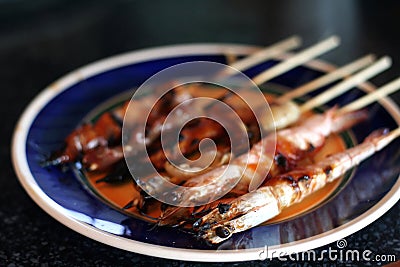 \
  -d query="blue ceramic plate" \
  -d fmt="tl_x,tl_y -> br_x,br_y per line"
12,44 -> 400,262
